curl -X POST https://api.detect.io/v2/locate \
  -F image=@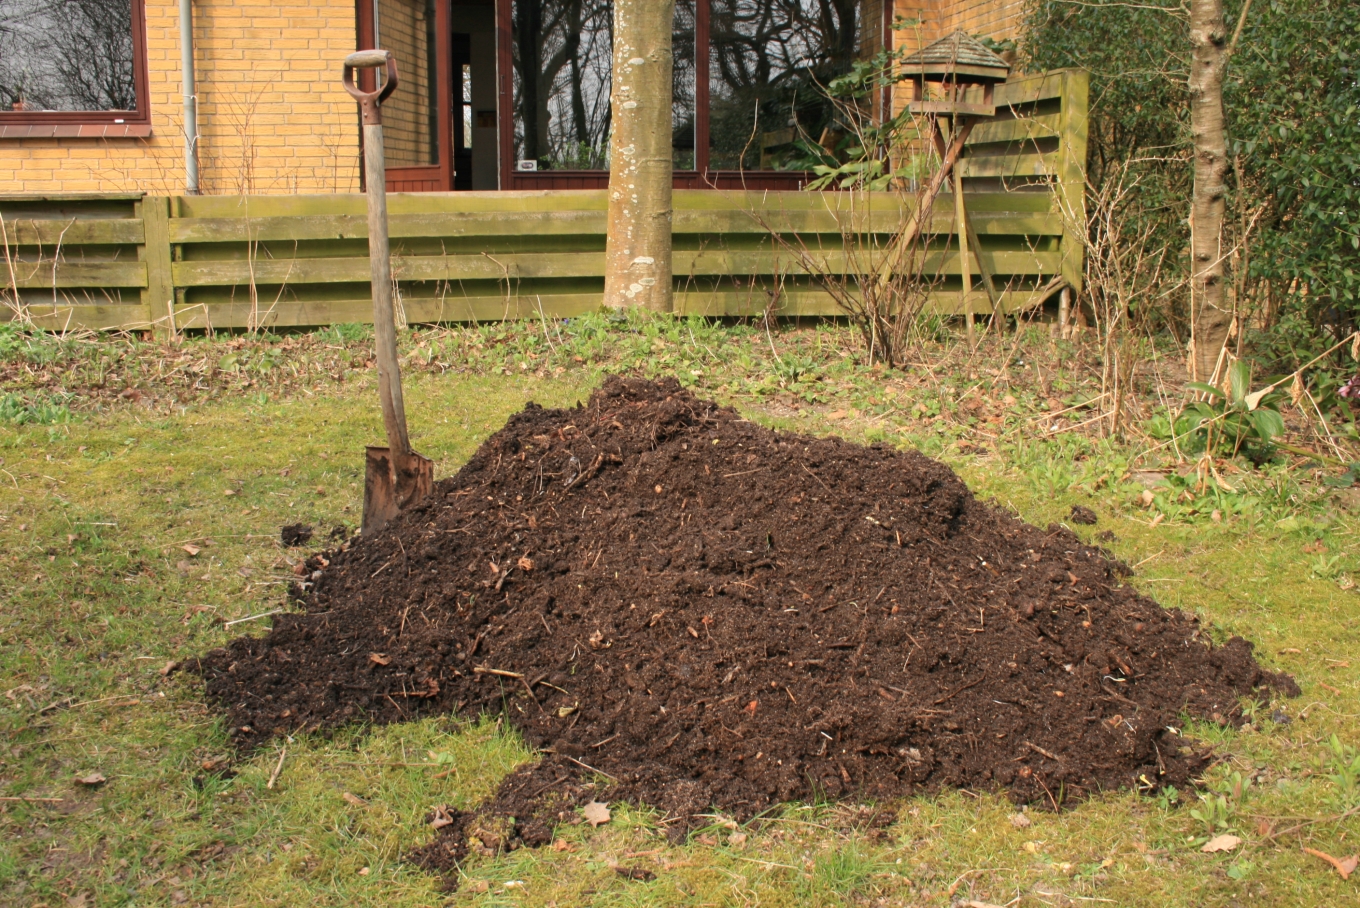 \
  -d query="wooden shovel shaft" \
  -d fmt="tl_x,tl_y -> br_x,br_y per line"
362,121 -> 412,459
